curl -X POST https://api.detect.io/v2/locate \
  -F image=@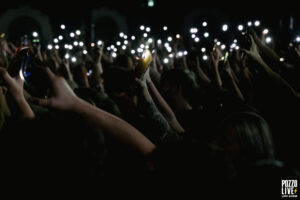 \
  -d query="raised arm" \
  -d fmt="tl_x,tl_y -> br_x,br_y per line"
146,74 -> 185,133
29,67 -> 155,155
0,67 -> 35,119
242,35 -> 300,99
